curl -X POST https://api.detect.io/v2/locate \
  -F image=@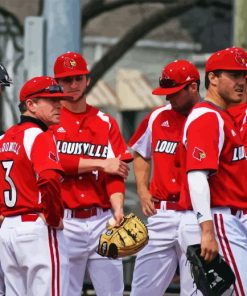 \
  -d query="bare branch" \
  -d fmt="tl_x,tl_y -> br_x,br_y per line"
38,0 -> 44,16
87,0 -> 200,92
82,0 -> 174,28
0,7 -> 23,35
81,0 -> 232,28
